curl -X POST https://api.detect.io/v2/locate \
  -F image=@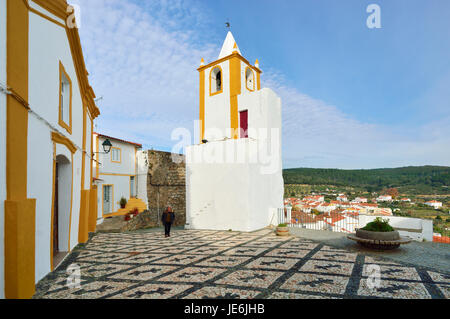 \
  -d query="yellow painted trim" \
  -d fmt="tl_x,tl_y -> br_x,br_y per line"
111,146 -> 122,163
5,1 -> 36,299
6,0 -> 29,201
90,116 -> 93,185
198,52 -> 262,74
51,131 -> 77,154
4,199 -> 36,299
88,186 -> 98,233
96,135 -> 99,178
78,189 -> 90,243
31,0 -> 69,21
102,184 -> 114,217
245,66 -> 255,92
199,69 -> 205,143
209,65 -> 223,96
80,105 -> 86,190
58,61 -> 73,135
257,72 -> 261,90
99,173 -> 136,177
28,5 -> 66,28
229,56 -> 241,139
